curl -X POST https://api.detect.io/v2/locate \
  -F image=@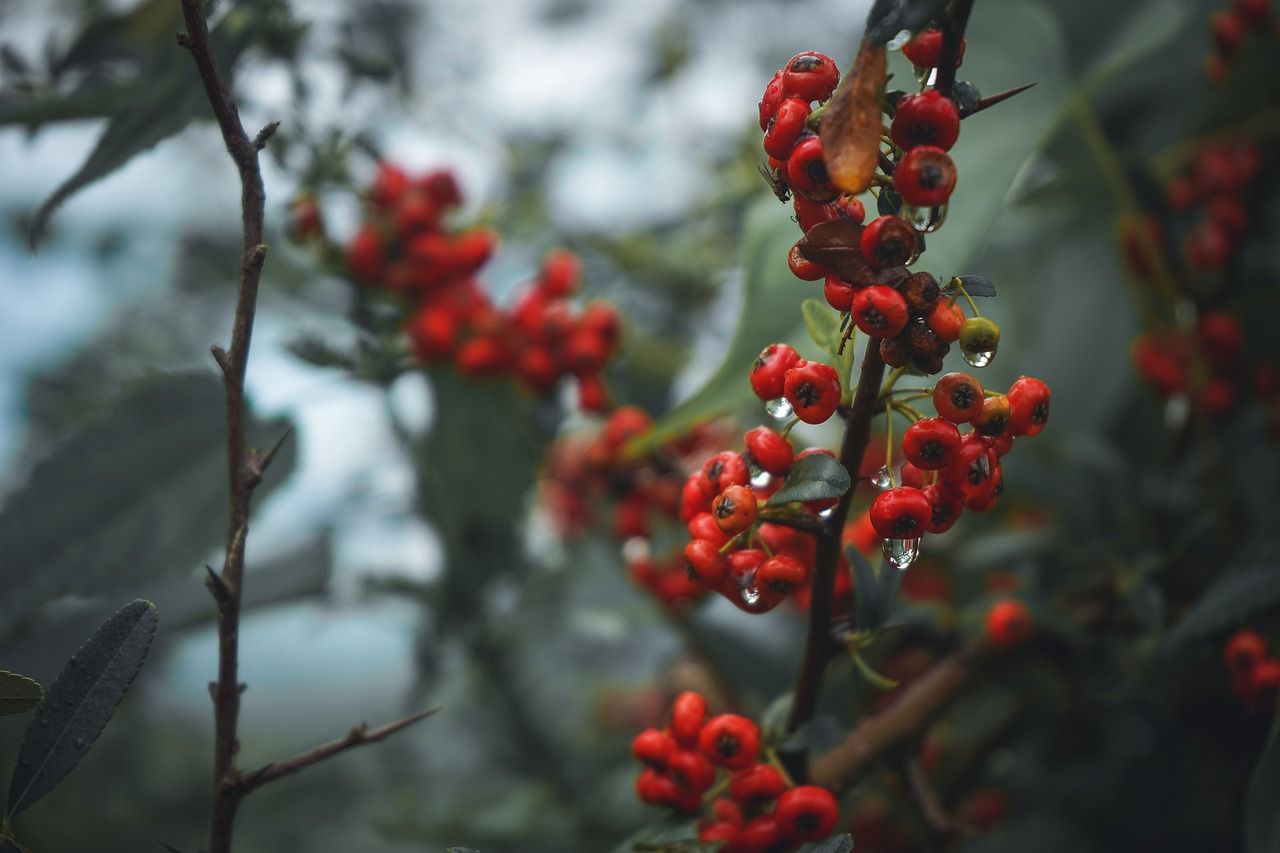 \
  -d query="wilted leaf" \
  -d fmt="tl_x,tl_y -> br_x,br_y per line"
766,453 -> 851,506
5,600 -> 158,819
819,39 -> 886,196
0,673 -> 43,717
797,218 -> 869,282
